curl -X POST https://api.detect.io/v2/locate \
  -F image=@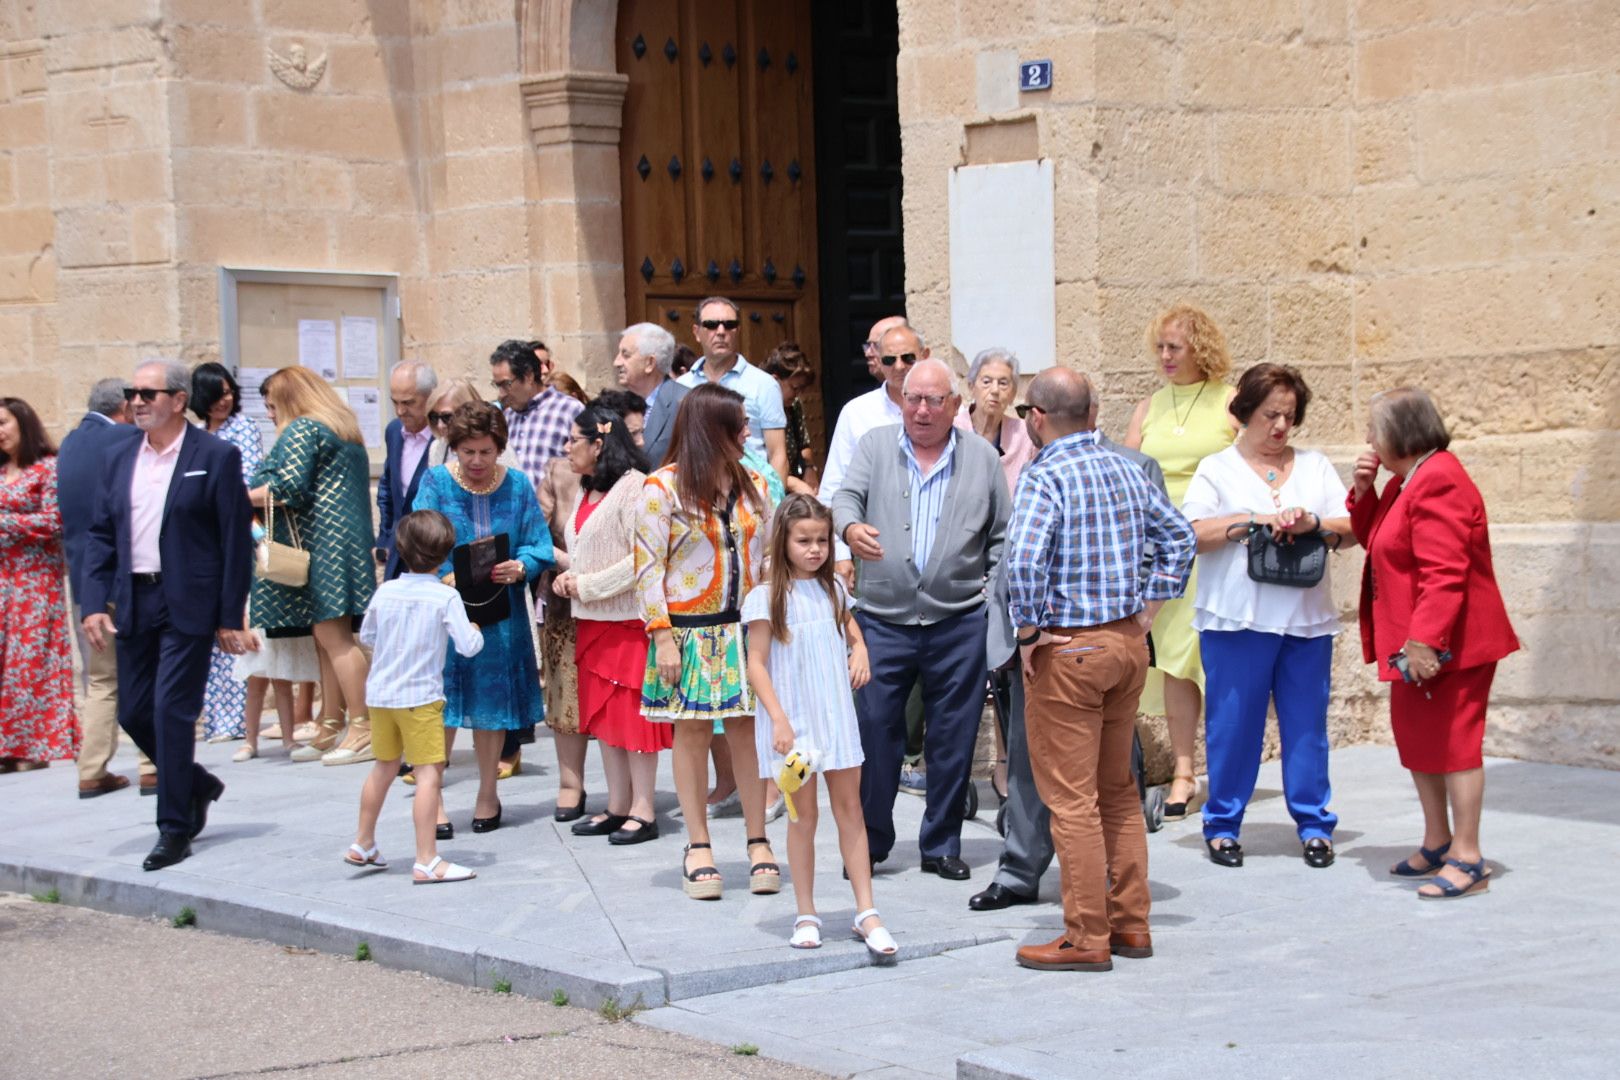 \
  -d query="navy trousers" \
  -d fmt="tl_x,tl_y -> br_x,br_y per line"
117,581 -> 217,837
856,606 -> 988,861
